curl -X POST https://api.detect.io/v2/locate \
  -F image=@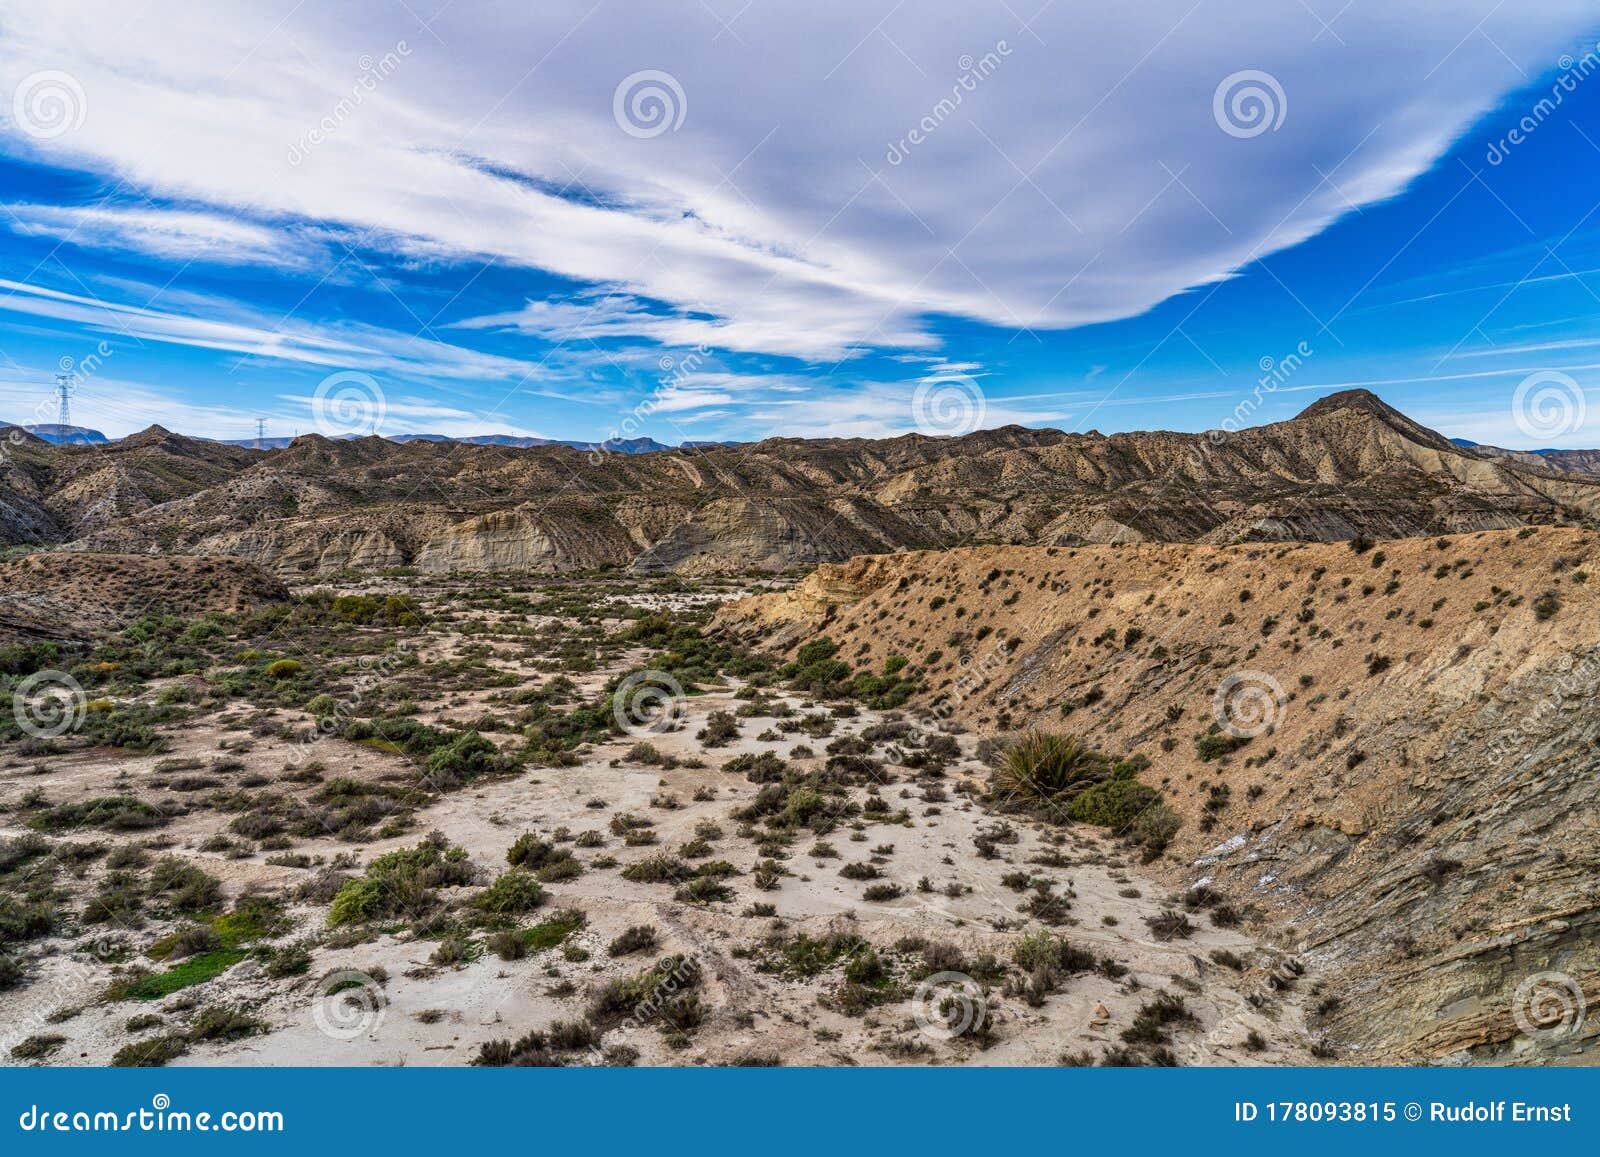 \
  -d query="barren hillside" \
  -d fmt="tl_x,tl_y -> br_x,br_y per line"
0,553 -> 289,644
718,526 -> 1600,1063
